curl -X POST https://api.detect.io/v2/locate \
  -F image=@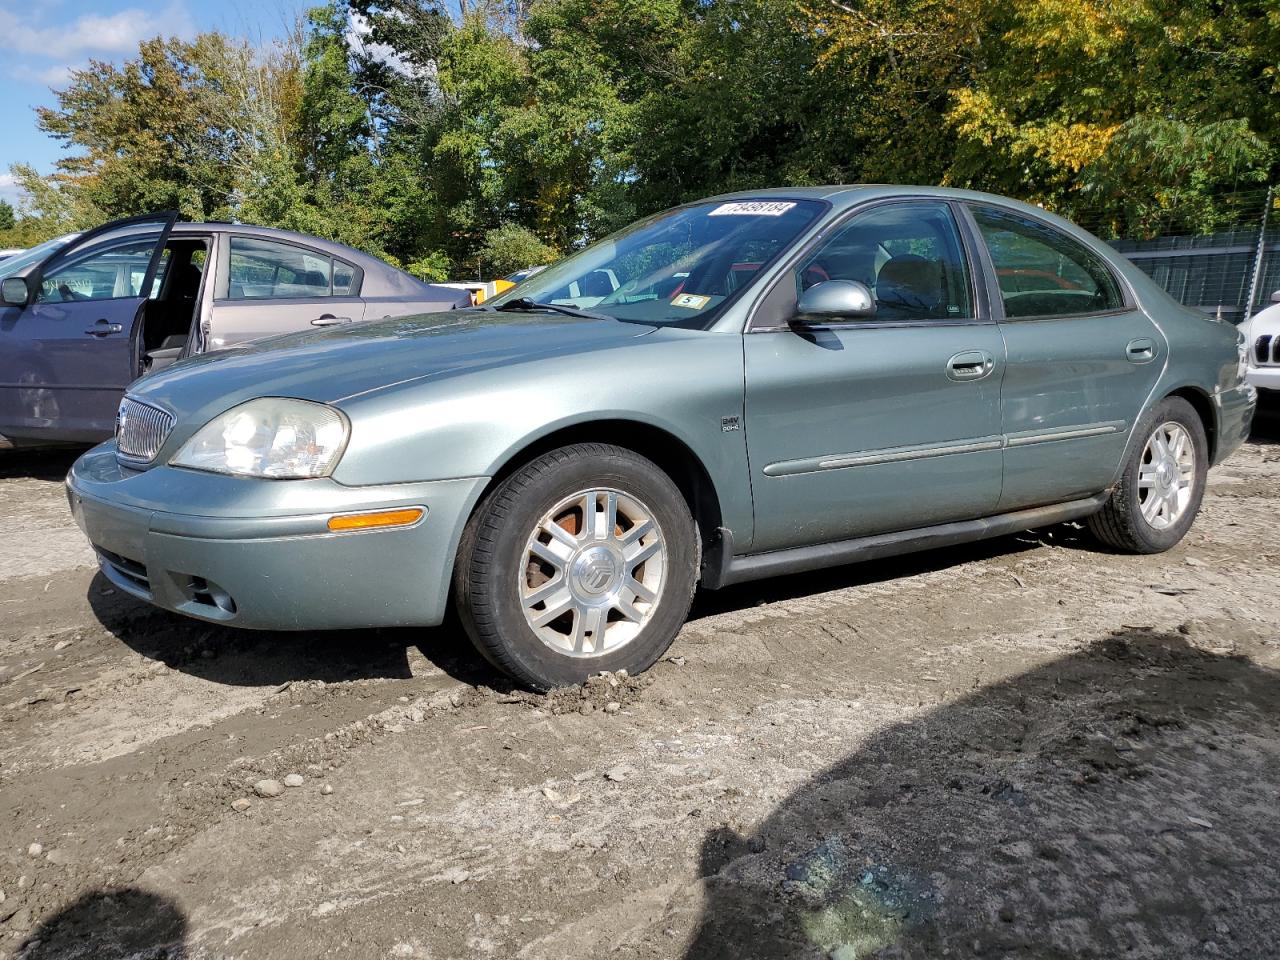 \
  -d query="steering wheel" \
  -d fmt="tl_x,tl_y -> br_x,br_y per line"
57,282 -> 90,302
